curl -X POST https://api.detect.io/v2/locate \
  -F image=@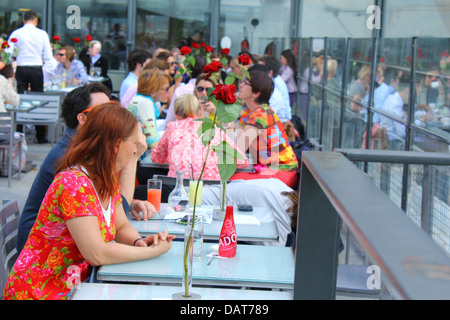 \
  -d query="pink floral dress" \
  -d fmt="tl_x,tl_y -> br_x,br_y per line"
3,170 -> 121,300
150,117 -> 248,180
